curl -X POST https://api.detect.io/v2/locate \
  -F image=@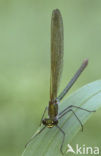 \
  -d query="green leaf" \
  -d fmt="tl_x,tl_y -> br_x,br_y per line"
22,80 -> 101,156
